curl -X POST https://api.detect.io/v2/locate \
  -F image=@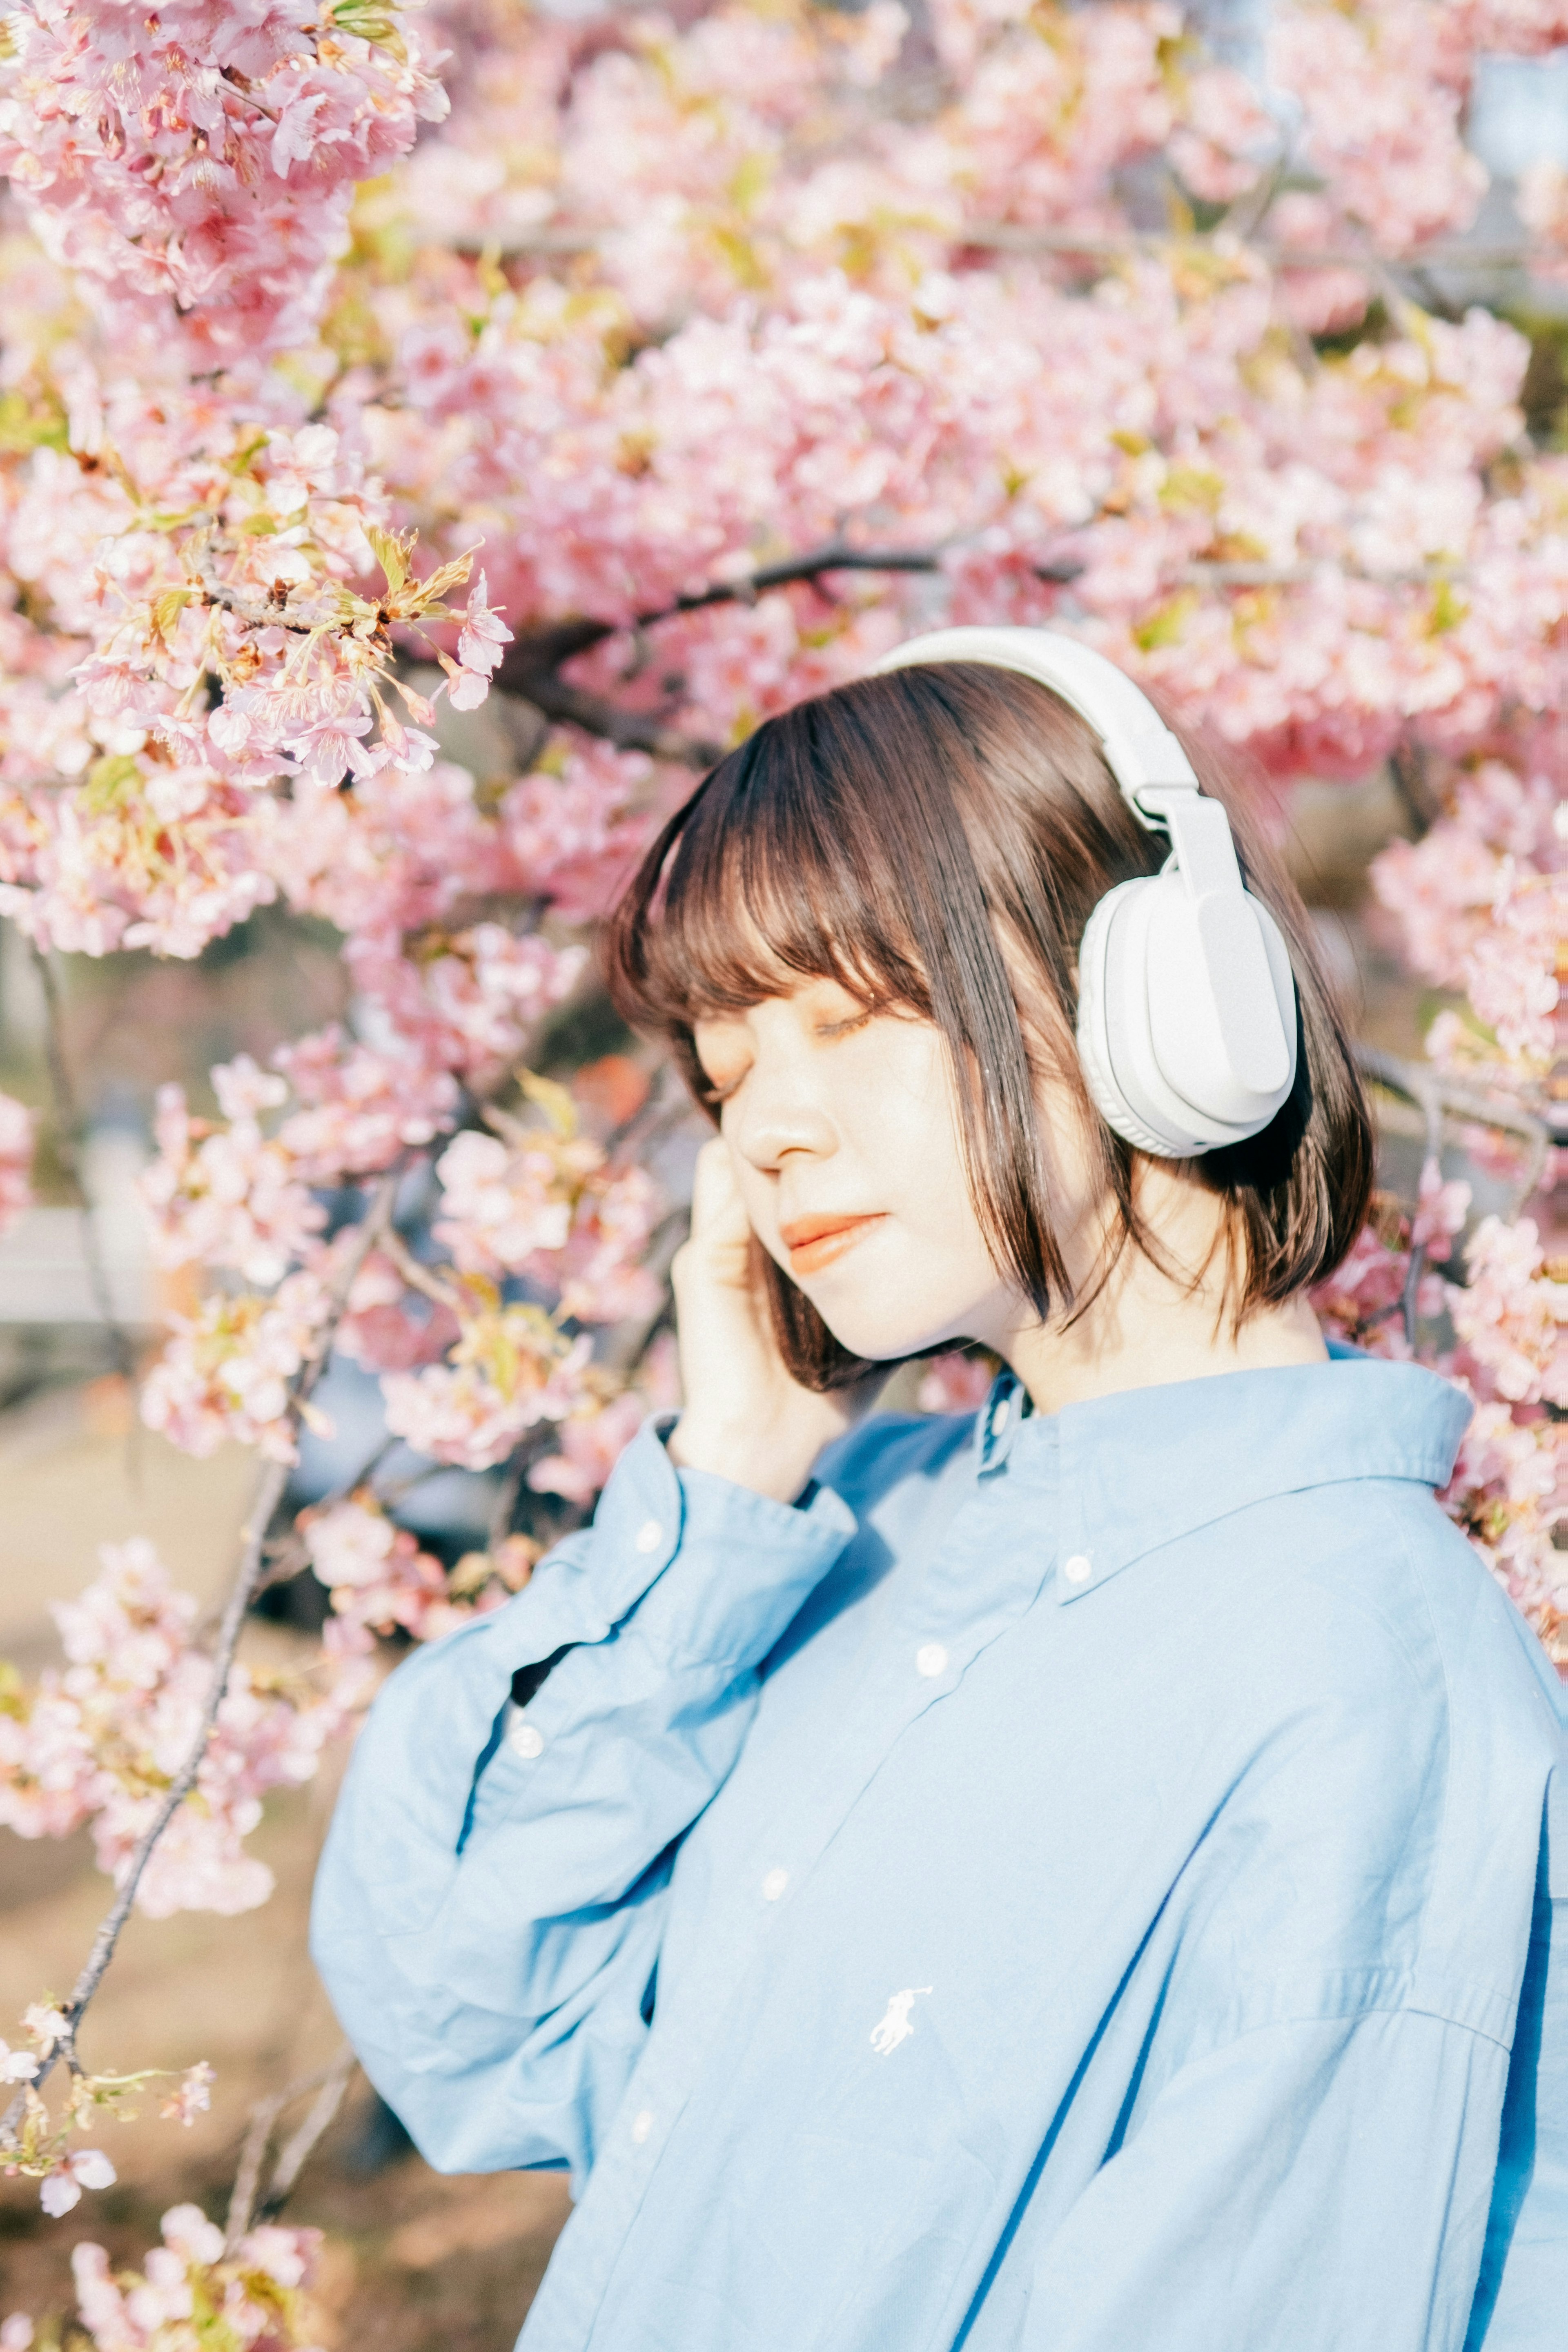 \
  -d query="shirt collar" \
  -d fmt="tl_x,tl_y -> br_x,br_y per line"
976,1355 -> 1472,1604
